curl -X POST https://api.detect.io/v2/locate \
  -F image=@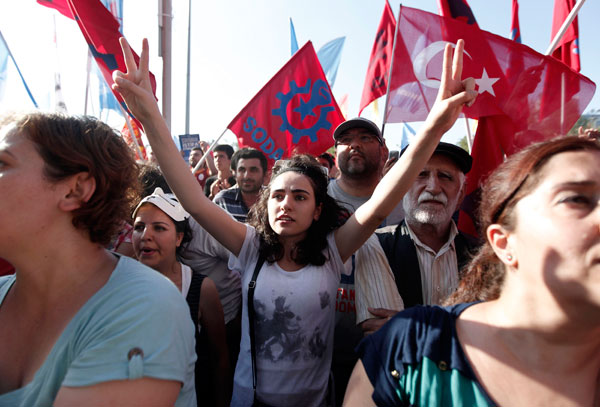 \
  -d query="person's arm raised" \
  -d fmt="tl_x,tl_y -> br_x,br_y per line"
335,40 -> 476,262
112,38 -> 246,256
